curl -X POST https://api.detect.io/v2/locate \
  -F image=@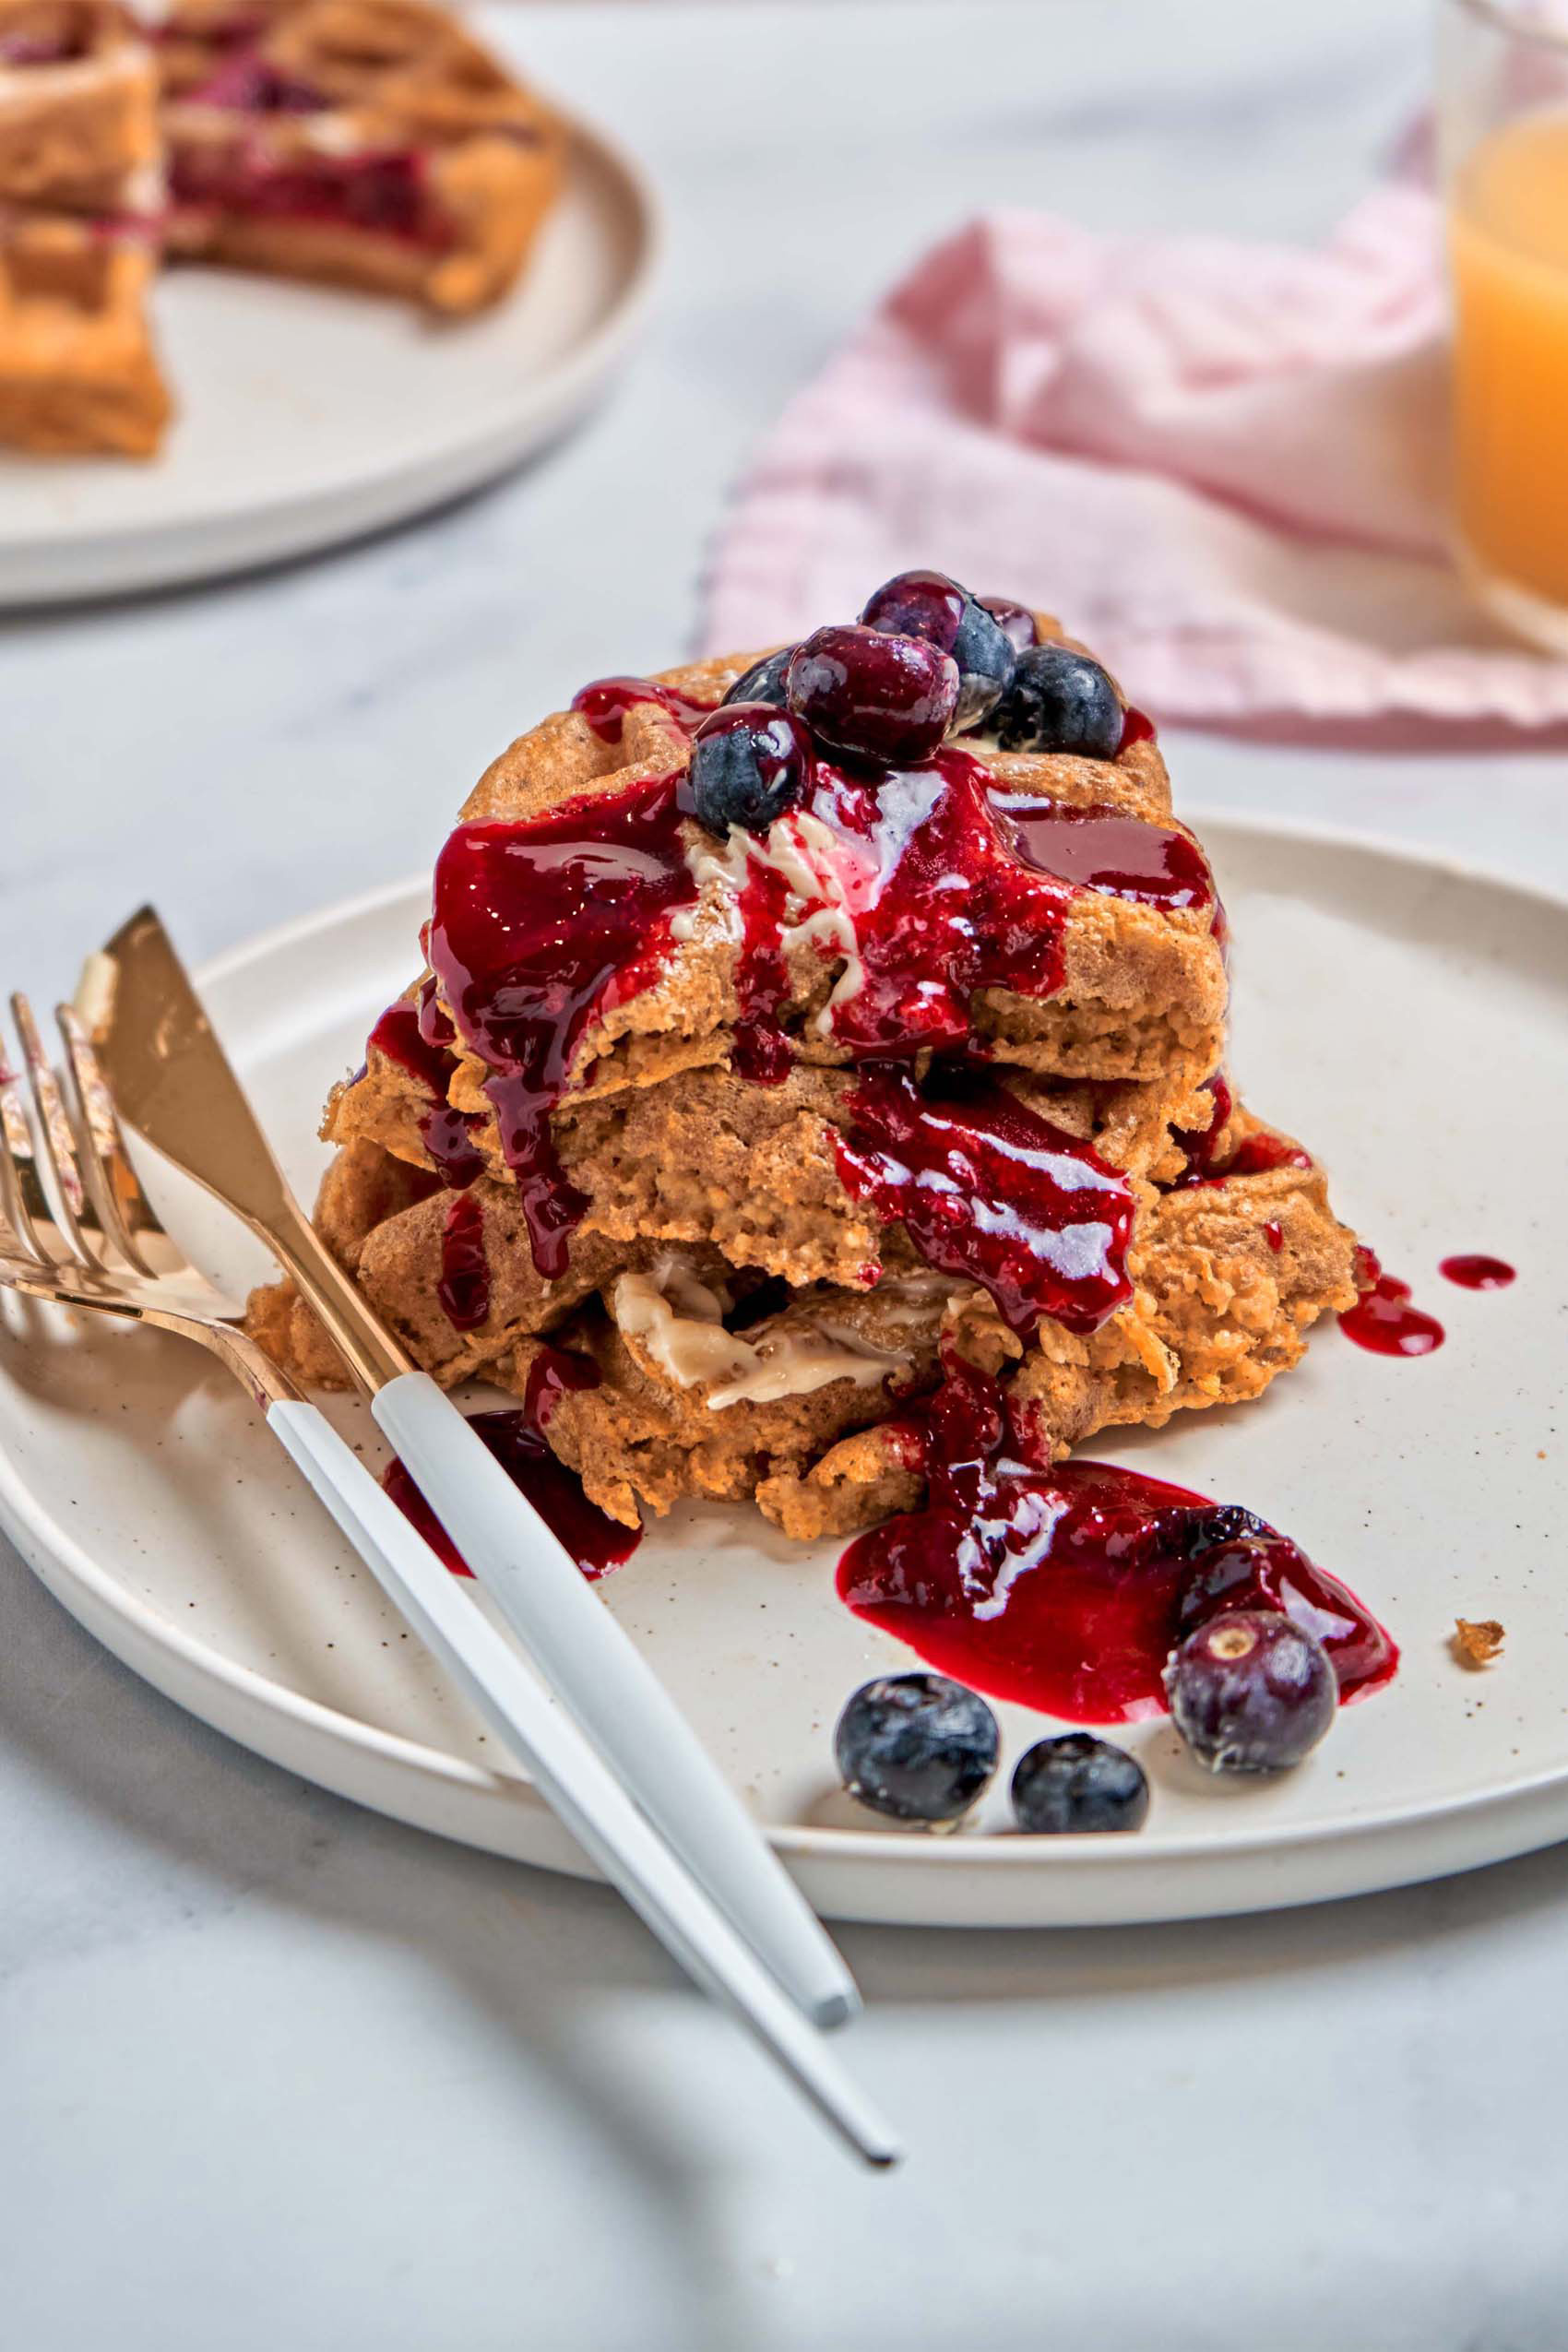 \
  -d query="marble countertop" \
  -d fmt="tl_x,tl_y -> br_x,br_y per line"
4,4 -> 1566,2346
